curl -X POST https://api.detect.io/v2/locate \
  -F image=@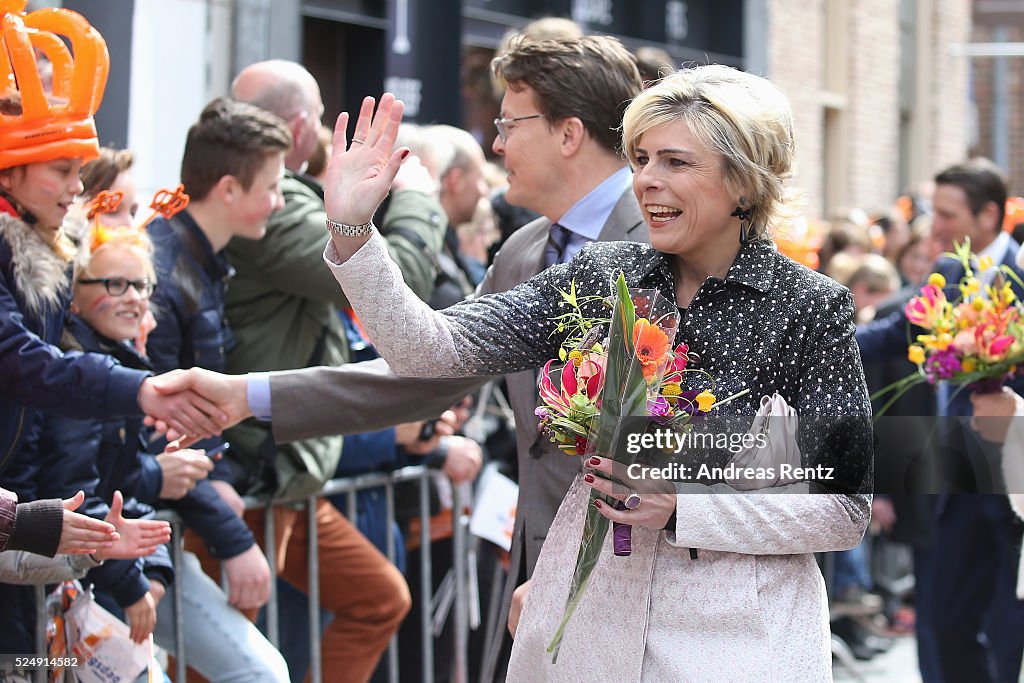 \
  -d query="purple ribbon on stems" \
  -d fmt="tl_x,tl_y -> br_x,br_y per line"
612,501 -> 632,556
